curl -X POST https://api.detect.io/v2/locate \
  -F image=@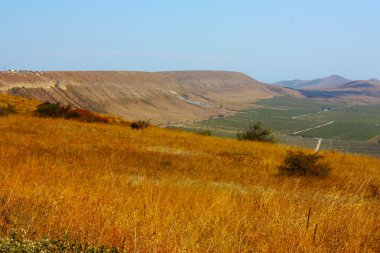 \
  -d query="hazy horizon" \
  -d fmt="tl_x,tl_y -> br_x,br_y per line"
1,0 -> 379,83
